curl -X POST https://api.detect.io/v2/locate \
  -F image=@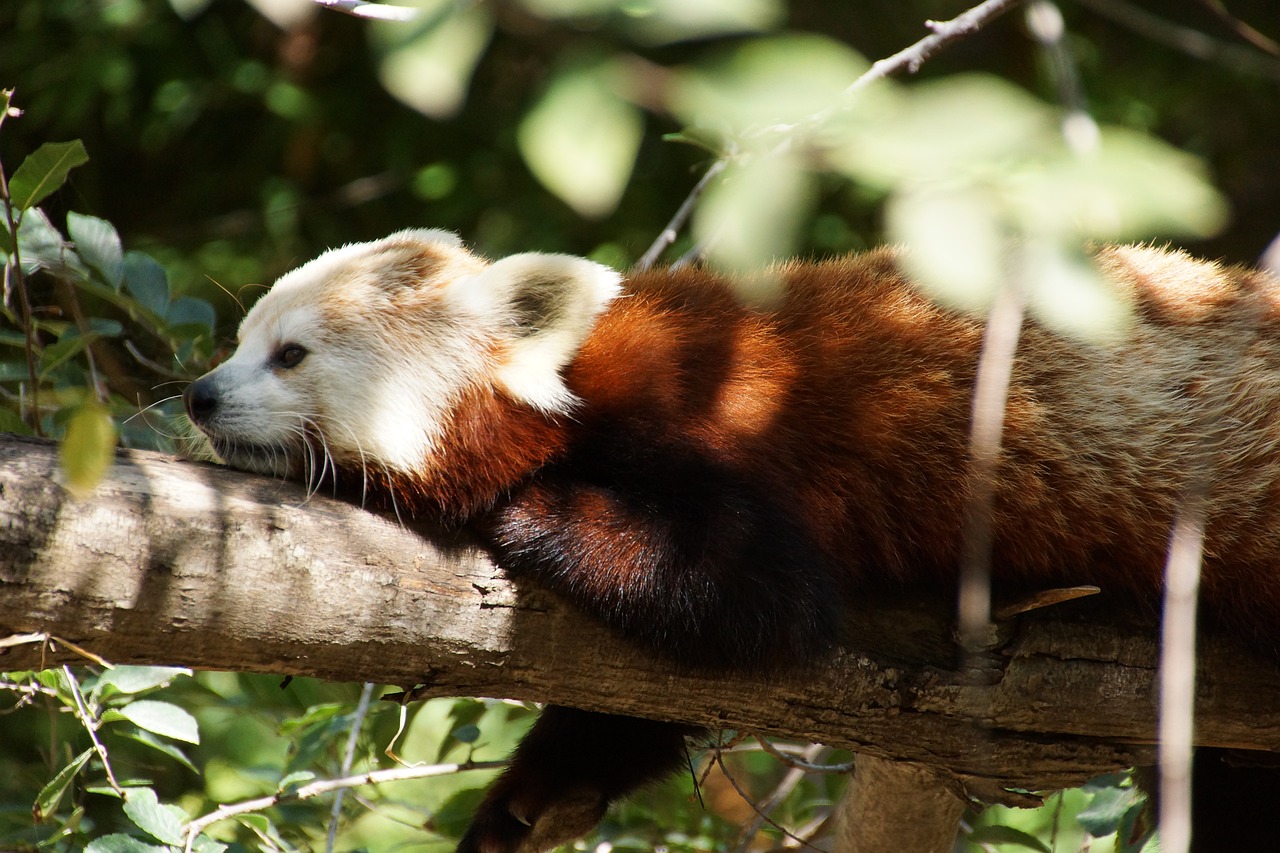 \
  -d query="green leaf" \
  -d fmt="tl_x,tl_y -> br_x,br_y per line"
8,140 -> 89,210
165,297 -> 216,334
372,1 -> 493,119
67,212 -> 124,288
967,824 -> 1052,852
1078,782 -> 1138,837
84,834 -> 170,853
98,666 -> 191,696
885,185 -> 1004,313
114,699 -> 200,744
191,837 -> 228,853
33,748 -> 94,822
517,62 -> 644,219
60,400 -> 118,499
695,153 -> 815,279
277,770 -> 316,794
1021,242 -> 1134,345
123,252 -> 170,317
671,34 -> 867,137
427,787 -> 487,838
123,787 -> 187,846
122,729 -> 199,774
